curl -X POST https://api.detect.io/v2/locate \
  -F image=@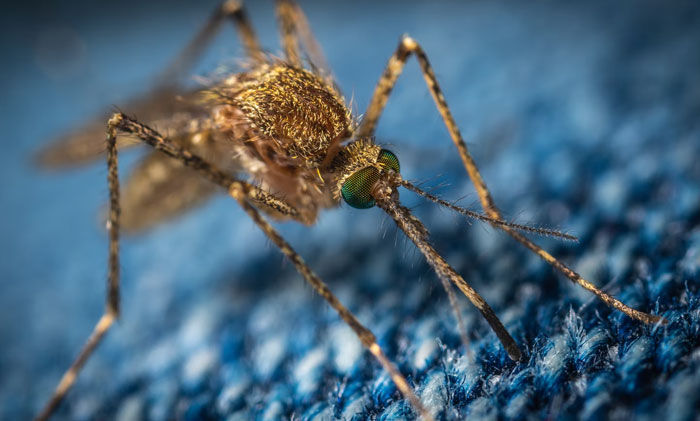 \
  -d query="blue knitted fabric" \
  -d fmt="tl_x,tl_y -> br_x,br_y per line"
1,1 -> 699,420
